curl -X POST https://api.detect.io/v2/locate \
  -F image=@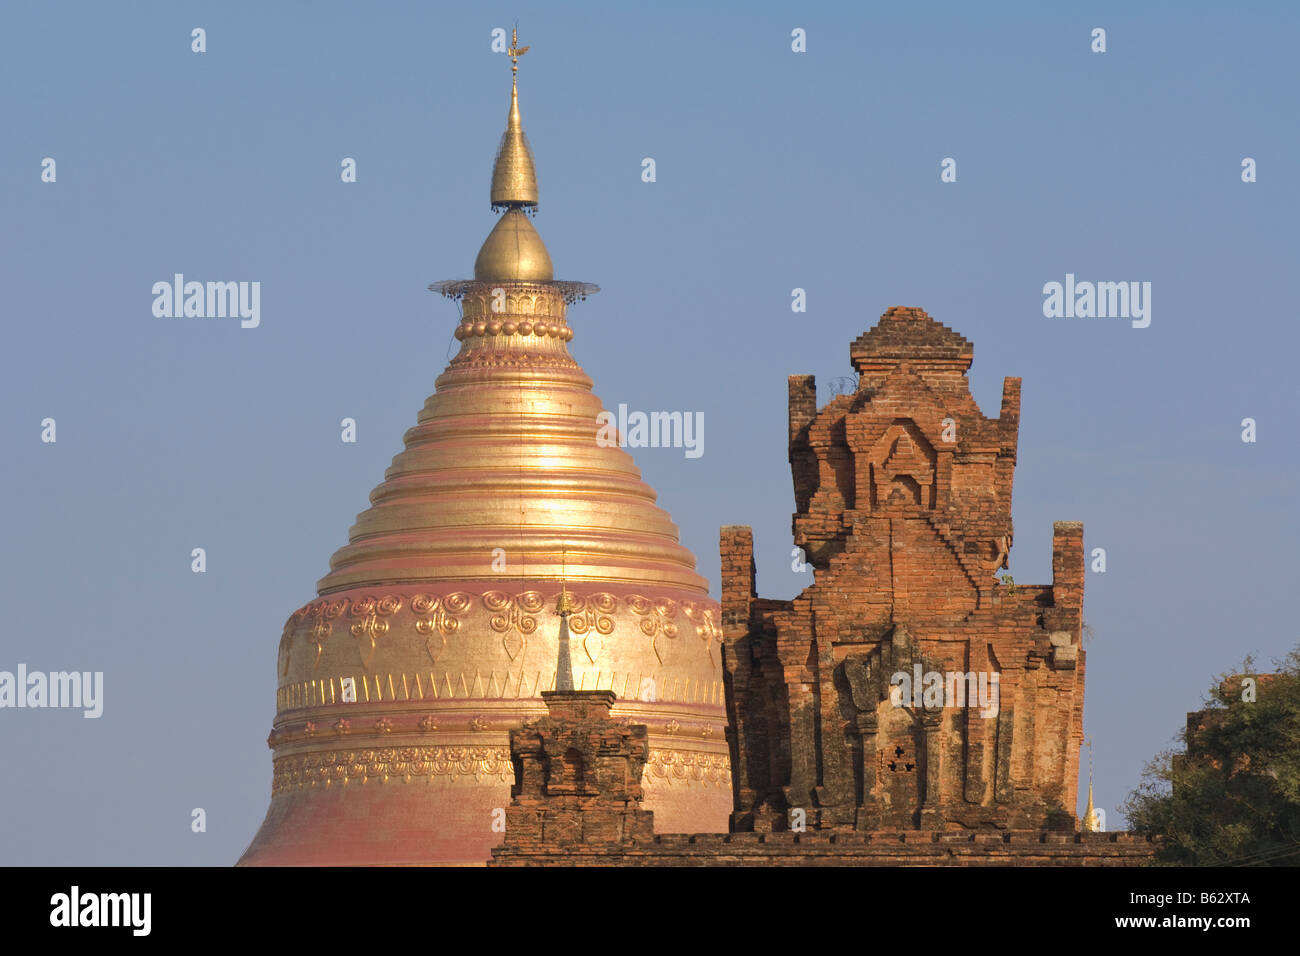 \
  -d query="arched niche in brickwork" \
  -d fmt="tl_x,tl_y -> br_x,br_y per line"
561,748 -> 586,789
542,743 -> 594,796
864,421 -> 937,511
874,702 -> 923,825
